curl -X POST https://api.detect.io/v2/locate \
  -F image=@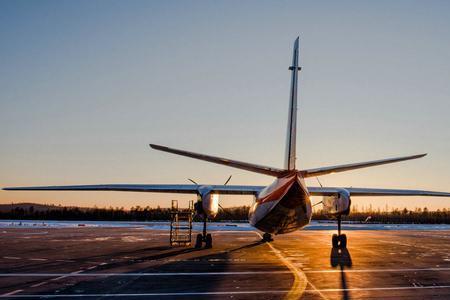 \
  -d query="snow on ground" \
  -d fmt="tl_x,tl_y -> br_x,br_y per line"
1,220 -> 450,231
